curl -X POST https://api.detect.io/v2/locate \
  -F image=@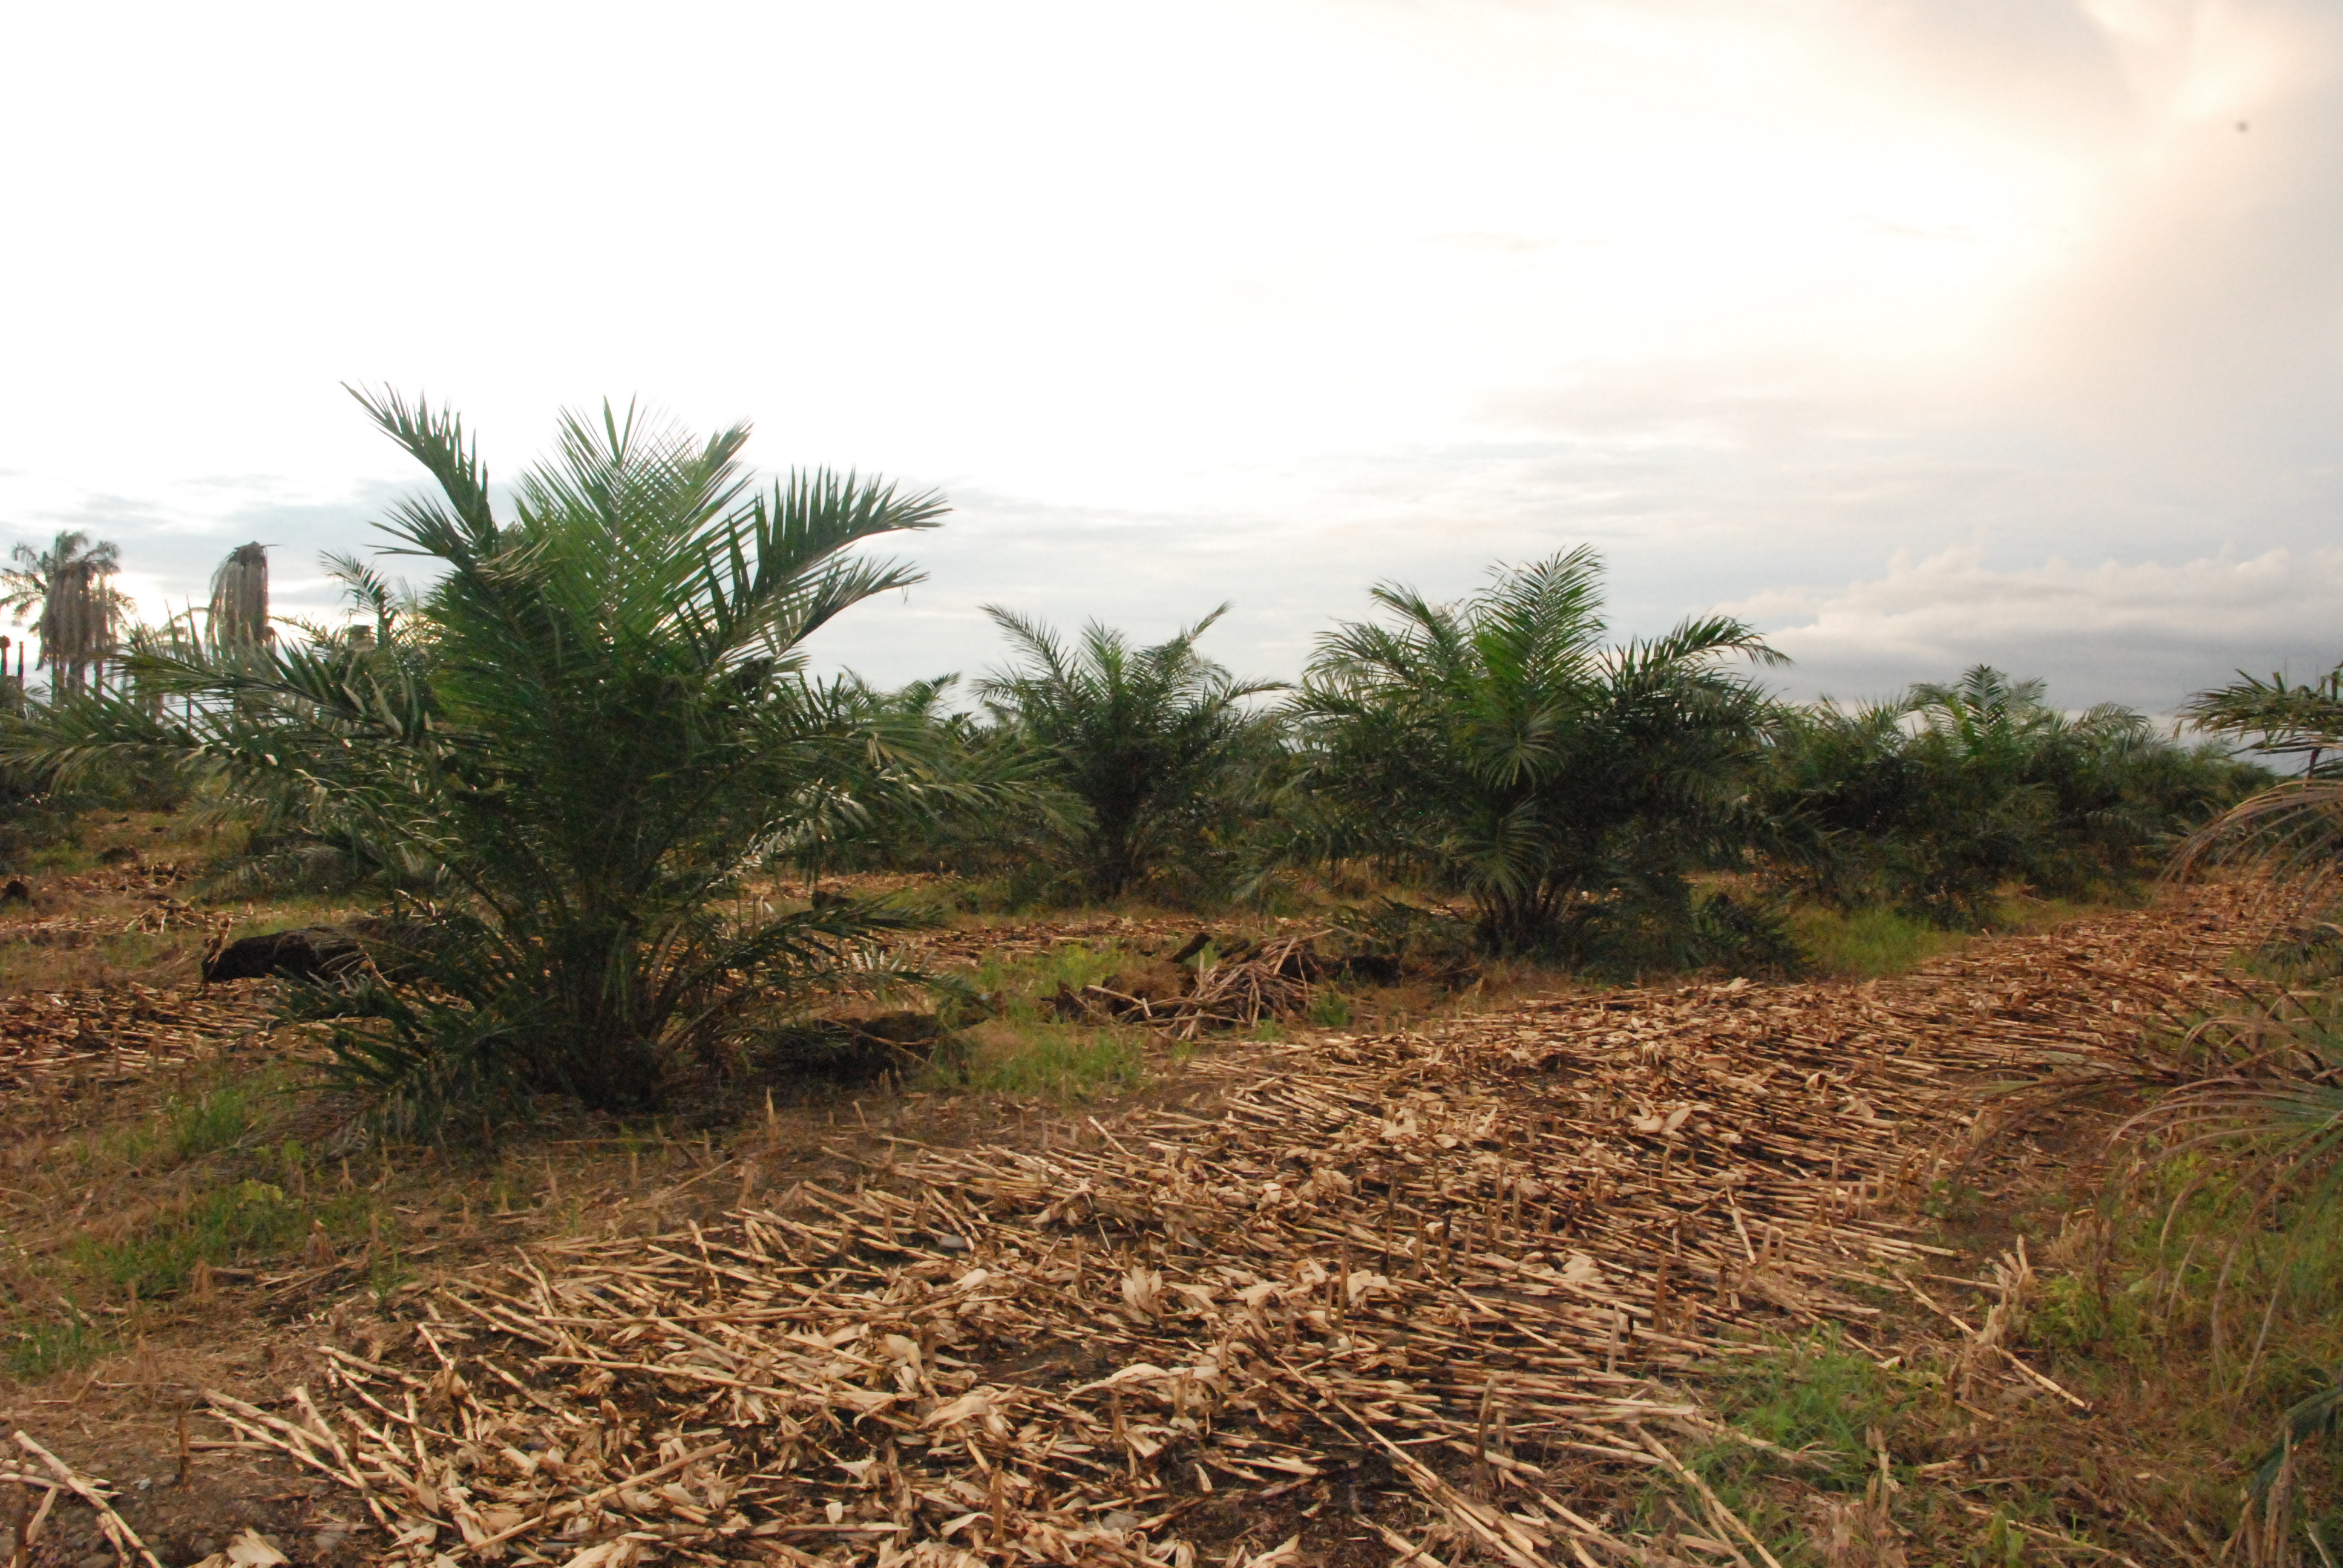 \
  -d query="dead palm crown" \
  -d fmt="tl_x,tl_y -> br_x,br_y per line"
207,541 -> 270,650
